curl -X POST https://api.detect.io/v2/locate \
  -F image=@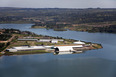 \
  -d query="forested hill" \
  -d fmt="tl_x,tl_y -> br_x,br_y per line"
0,7 -> 116,24
0,7 -> 116,33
